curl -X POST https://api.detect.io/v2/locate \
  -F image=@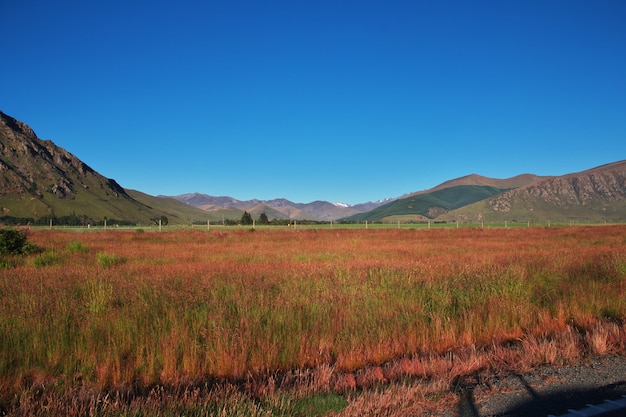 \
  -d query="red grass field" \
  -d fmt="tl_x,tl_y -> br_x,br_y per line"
0,225 -> 625,415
